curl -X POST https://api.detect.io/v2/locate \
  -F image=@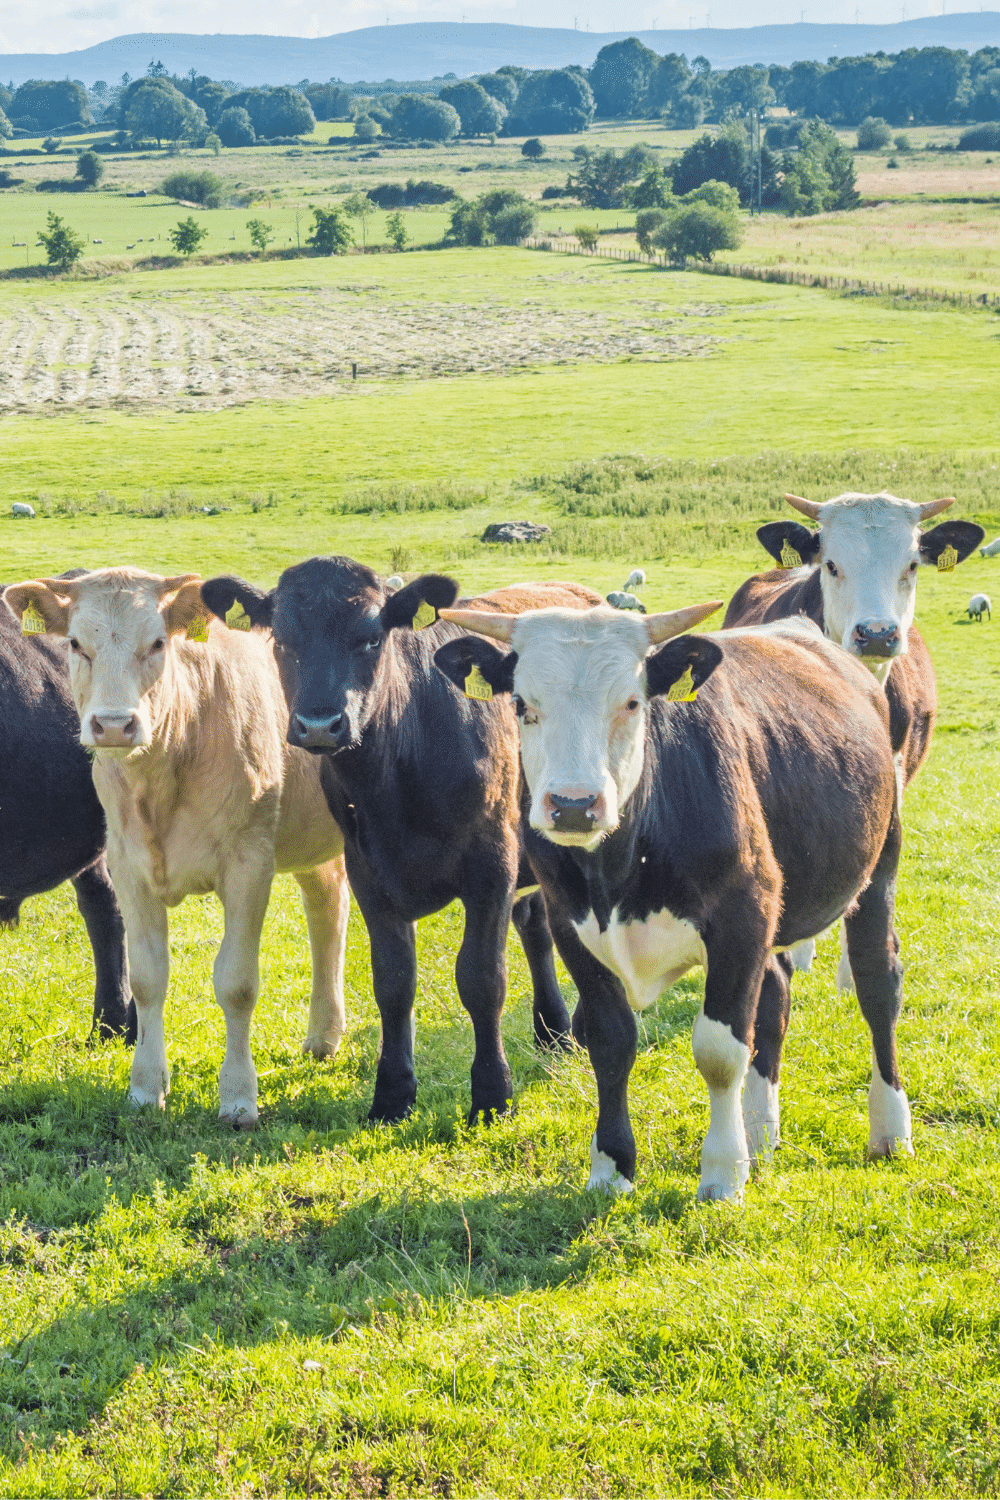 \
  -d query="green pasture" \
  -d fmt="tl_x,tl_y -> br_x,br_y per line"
2,238 -> 1000,1494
